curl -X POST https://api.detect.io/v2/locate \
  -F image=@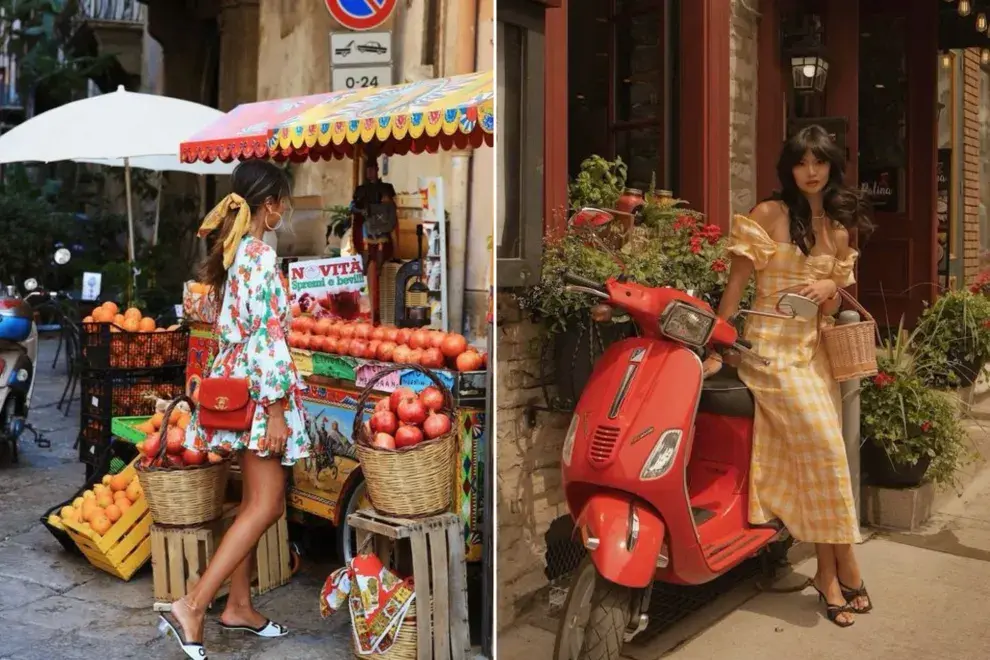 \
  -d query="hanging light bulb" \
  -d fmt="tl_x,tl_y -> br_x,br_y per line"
982,48 -> 990,65
959,0 -> 972,17
979,12 -> 988,31
942,52 -> 953,68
